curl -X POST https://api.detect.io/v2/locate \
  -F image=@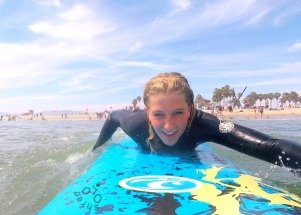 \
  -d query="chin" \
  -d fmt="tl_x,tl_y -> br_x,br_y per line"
162,138 -> 178,146
157,132 -> 181,146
